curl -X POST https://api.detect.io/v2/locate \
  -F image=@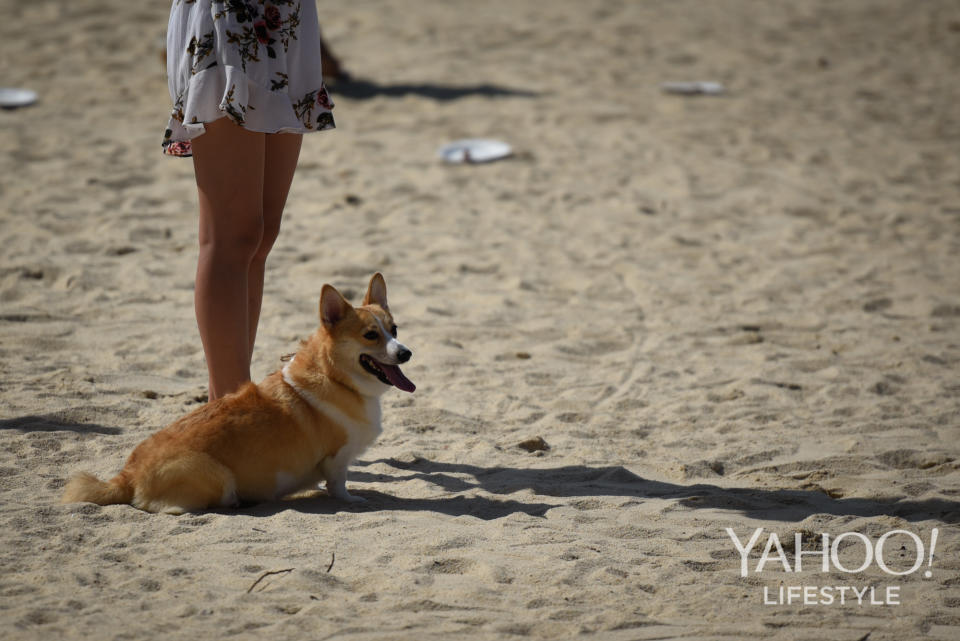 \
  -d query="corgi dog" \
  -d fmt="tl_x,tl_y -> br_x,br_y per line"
62,273 -> 414,514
